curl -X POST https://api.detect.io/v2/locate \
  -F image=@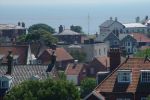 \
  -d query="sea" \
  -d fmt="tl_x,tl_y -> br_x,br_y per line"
0,3 -> 150,34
